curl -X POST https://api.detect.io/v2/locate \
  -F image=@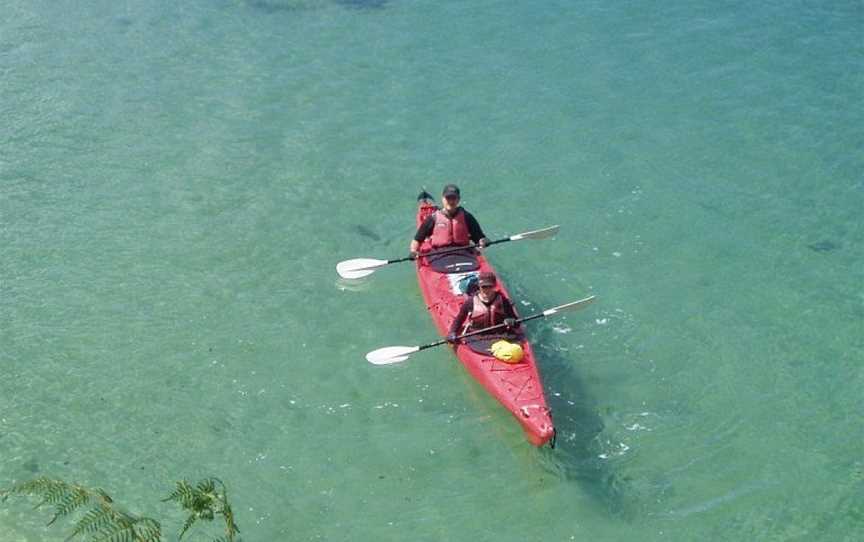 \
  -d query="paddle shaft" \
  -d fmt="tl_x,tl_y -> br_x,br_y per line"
387,238 -> 510,265
339,225 -> 558,279
365,296 -> 595,364
416,301 -> 575,352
